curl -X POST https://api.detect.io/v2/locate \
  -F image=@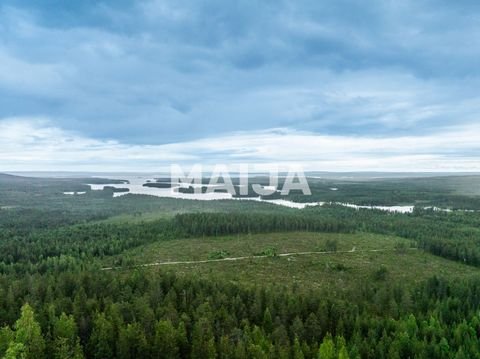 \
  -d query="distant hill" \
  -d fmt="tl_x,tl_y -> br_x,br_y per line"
0,173 -> 36,183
